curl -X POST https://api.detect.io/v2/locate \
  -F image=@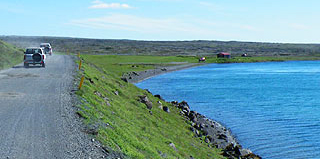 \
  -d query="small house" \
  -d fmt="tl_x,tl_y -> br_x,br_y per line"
217,52 -> 231,58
